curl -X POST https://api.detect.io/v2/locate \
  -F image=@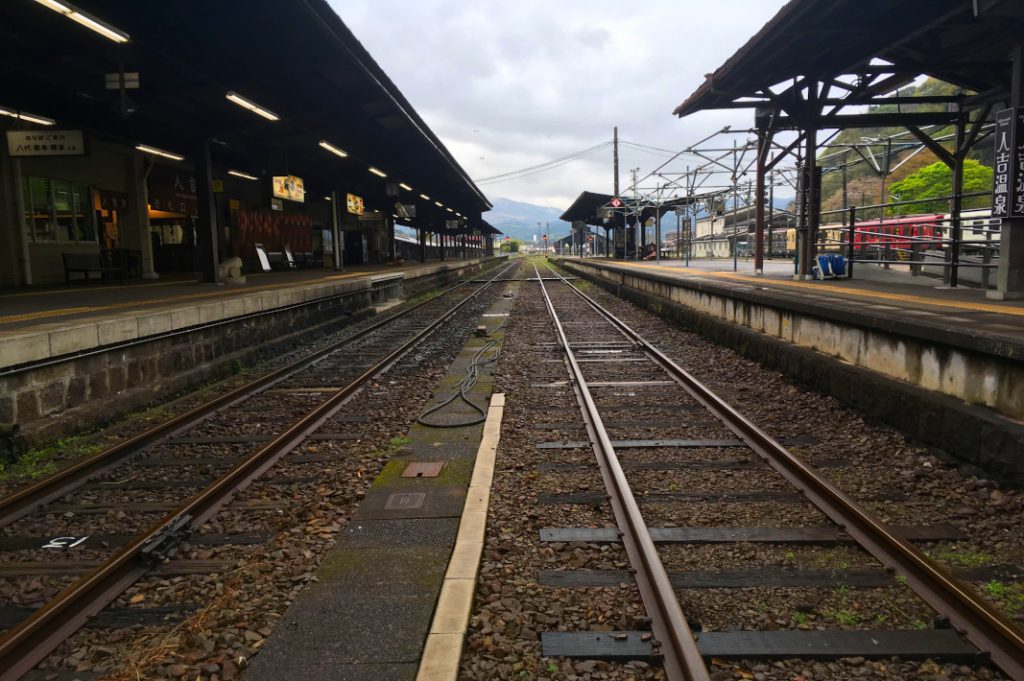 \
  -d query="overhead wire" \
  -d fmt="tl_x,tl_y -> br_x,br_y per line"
474,141 -> 613,184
